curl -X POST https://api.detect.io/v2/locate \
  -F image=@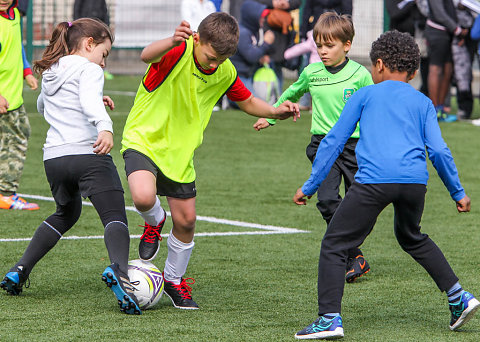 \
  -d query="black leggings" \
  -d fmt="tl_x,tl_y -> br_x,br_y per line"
46,190 -> 127,234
